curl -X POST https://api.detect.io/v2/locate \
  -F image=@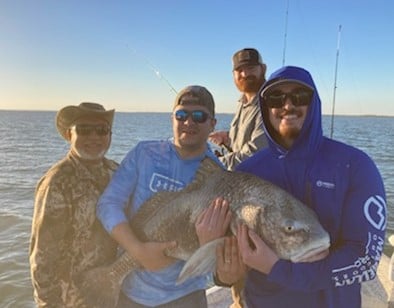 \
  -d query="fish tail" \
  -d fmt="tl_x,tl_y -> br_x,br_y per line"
75,252 -> 139,307
177,238 -> 224,285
